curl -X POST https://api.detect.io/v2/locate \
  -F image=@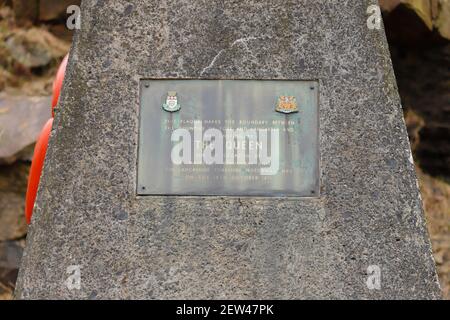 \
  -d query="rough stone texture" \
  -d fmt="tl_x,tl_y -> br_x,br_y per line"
0,94 -> 52,163
0,162 -> 29,241
15,0 -> 441,299
4,29 -> 69,69
0,240 -> 25,299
